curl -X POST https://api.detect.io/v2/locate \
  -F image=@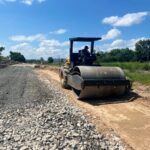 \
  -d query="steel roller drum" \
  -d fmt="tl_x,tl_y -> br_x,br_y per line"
68,66 -> 131,99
